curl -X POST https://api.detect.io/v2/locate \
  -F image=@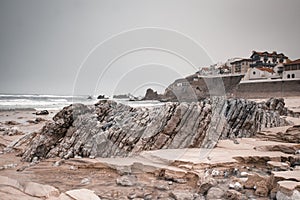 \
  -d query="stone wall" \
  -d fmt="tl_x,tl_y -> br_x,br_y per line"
235,80 -> 300,99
